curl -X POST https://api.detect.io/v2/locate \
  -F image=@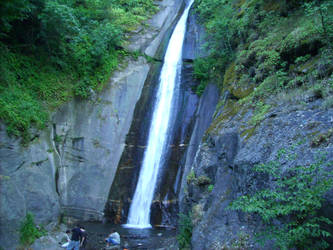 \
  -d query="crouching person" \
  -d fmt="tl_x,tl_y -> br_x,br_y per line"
105,229 -> 121,247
